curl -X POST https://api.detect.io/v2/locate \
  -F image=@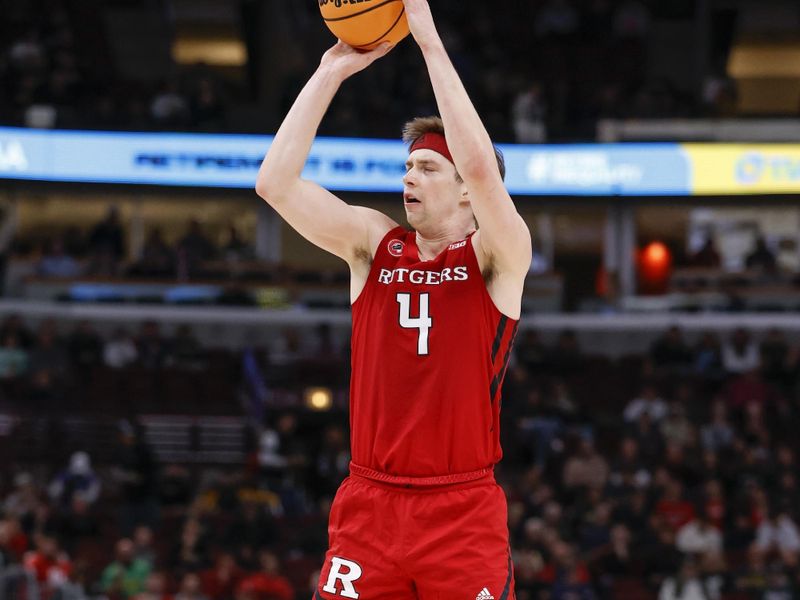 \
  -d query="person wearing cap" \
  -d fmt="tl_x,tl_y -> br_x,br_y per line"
256,1 -> 530,597
48,451 -> 101,509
